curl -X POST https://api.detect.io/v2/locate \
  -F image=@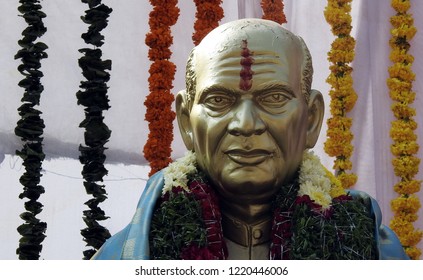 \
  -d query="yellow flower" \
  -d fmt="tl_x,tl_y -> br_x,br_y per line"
343,93 -> 358,112
390,14 -> 414,28
390,120 -> 418,142
390,216 -> 414,236
329,64 -> 353,75
394,180 -> 421,195
324,168 -> 346,198
391,141 -> 419,156
388,63 -> 415,82
388,89 -> 416,103
325,0 -> 356,188
400,230 -> 423,247
337,172 -> 357,189
391,0 -> 411,13
324,135 -> 354,157
327,115 -> 352,129
387,77 -> 413,92
392,155 -> 420,178
391,102 -> 416,119
391,195 -> 421,214
328,49 -> 355,64
405,247 -> 422,260
333,158 -> 353,171
388,0 -> 421,259
391,25 -> 417,40
331,36 -> 355,52
389,48 -> 414,64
